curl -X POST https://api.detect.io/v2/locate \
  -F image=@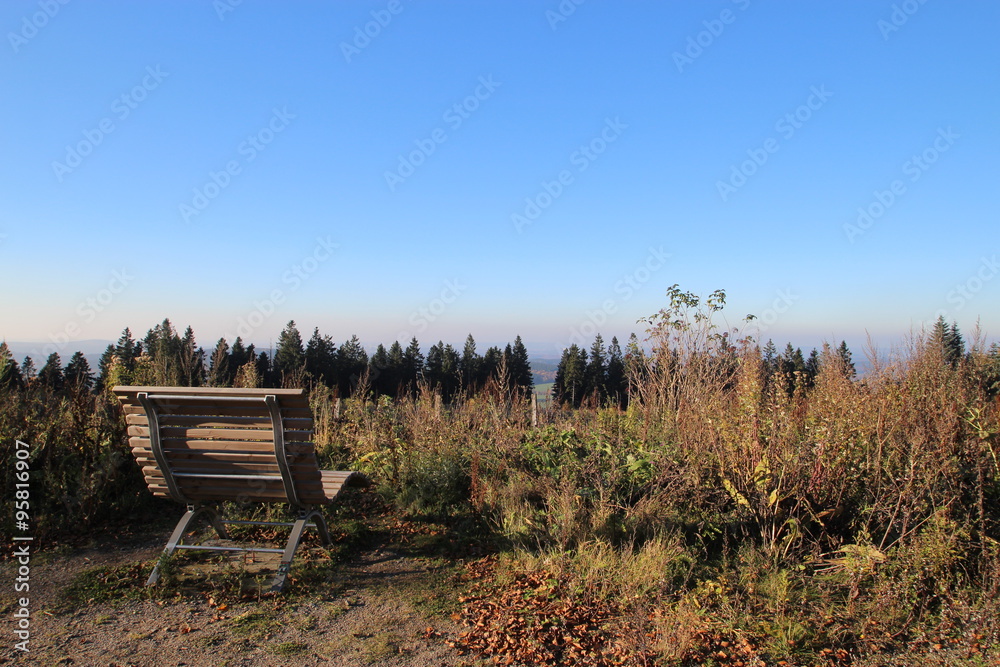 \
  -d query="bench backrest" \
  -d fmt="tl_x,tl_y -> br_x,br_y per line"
113,386 -> 330,507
